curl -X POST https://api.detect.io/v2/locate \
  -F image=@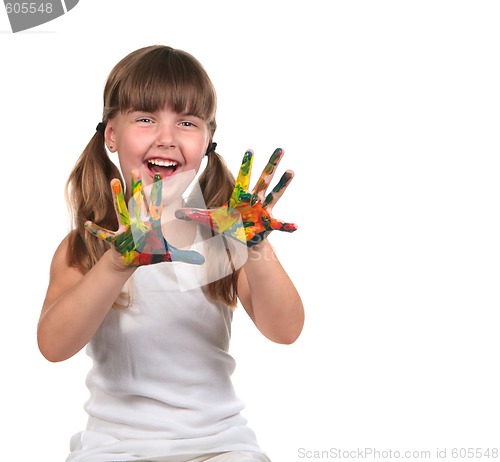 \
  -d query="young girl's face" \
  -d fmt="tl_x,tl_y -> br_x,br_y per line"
106,105 -> 210,190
